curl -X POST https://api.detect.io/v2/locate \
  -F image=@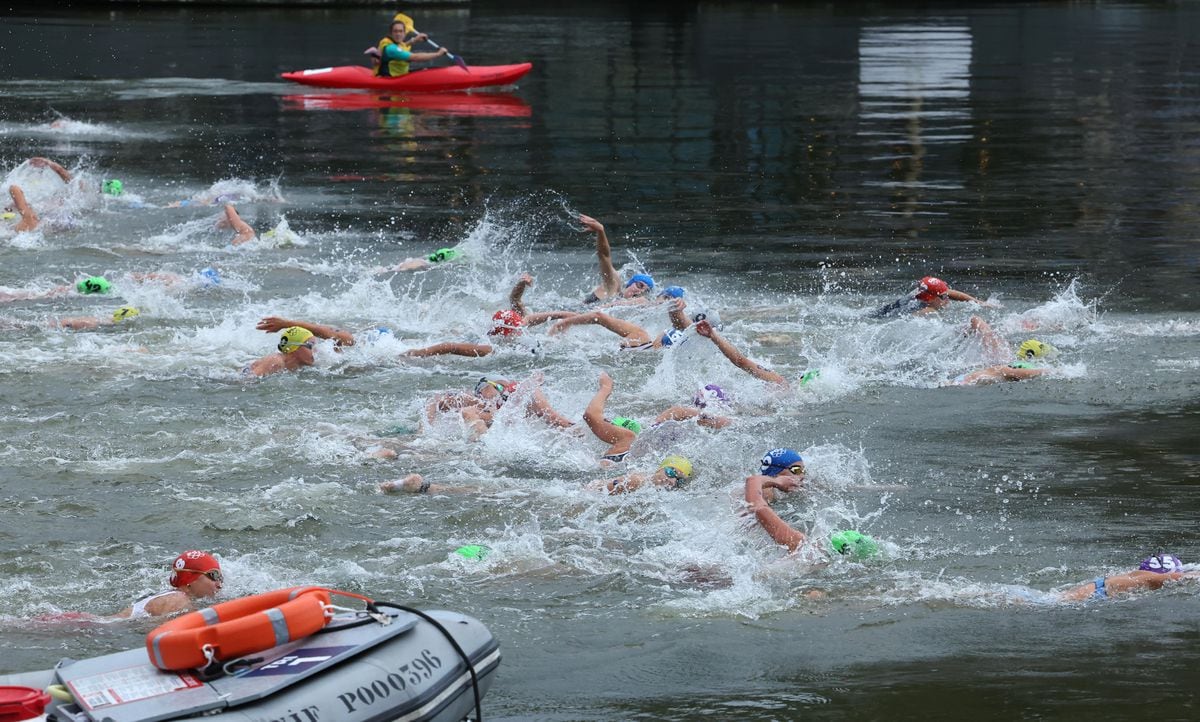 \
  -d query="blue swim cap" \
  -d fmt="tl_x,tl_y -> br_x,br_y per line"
198,267 -> 221,286
626,273 -> 655,290
759,448 -> 804,476
658,285 -> 684,299
660,329 -> 686,347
